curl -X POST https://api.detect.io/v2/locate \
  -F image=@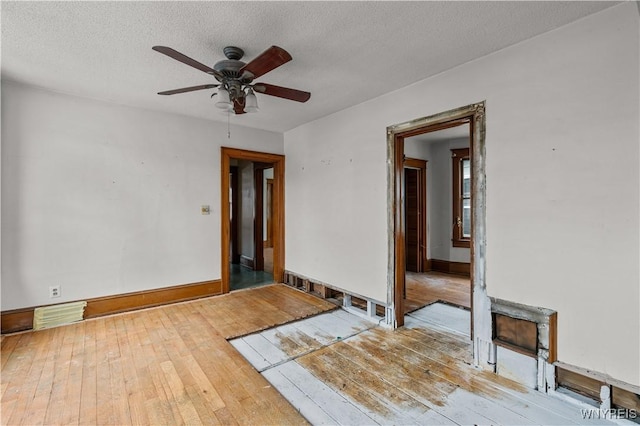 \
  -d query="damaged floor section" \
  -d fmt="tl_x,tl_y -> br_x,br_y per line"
231,303 -> 622,425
